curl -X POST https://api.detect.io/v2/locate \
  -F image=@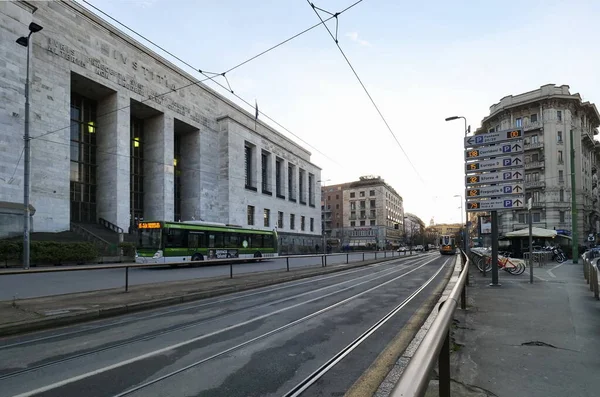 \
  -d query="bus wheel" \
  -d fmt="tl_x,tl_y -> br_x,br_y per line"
191,253 -> 204,262
253,251 -> 262,262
